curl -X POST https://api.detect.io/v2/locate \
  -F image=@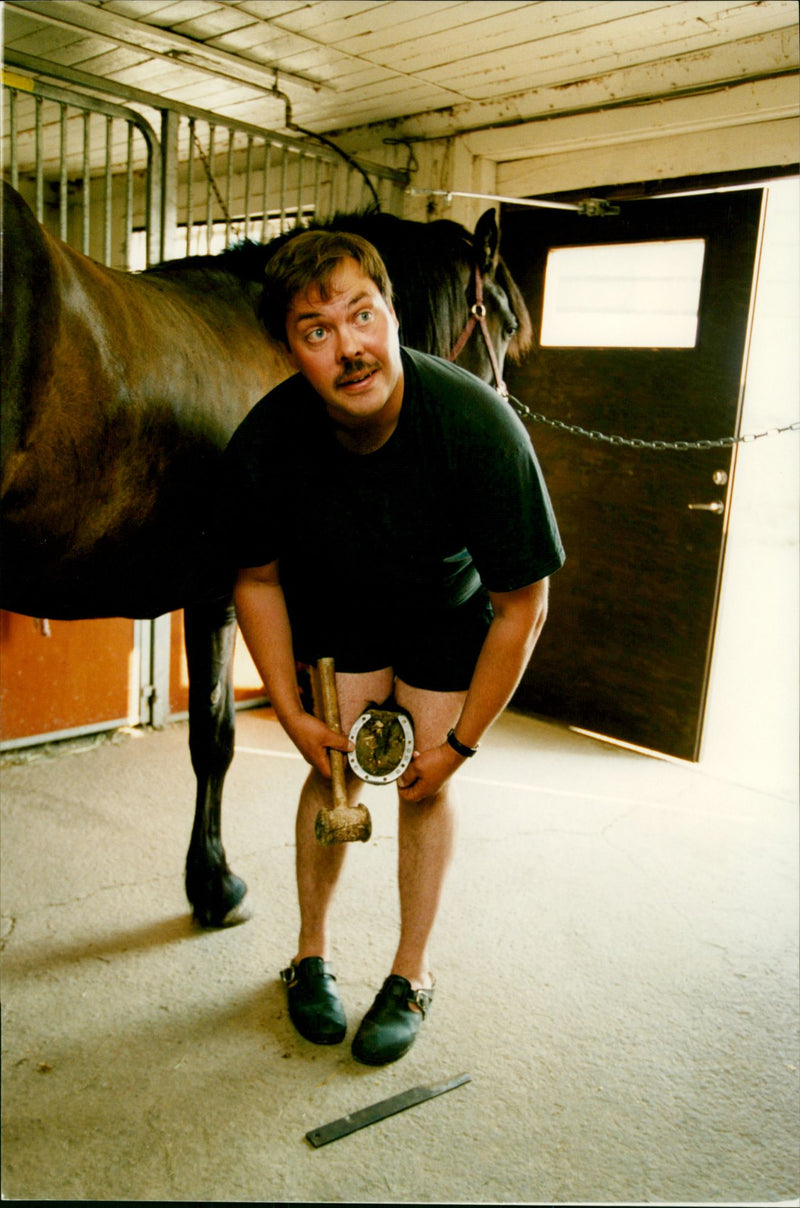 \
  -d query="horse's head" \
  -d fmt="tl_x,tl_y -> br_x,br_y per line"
446,209 -> 532,394
356,208 -> 532,395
